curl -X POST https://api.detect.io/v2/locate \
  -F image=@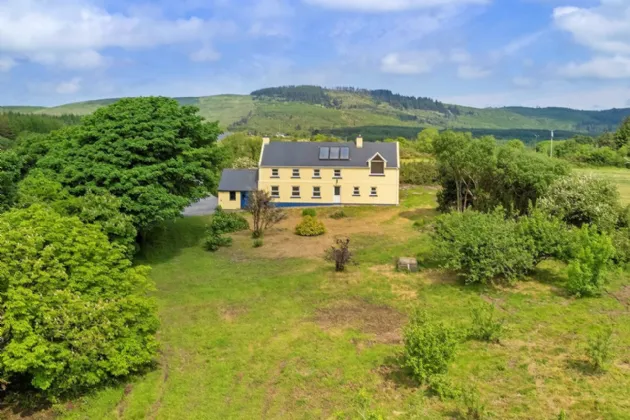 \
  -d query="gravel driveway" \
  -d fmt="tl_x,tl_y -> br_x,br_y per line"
183,195 -> 218,216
